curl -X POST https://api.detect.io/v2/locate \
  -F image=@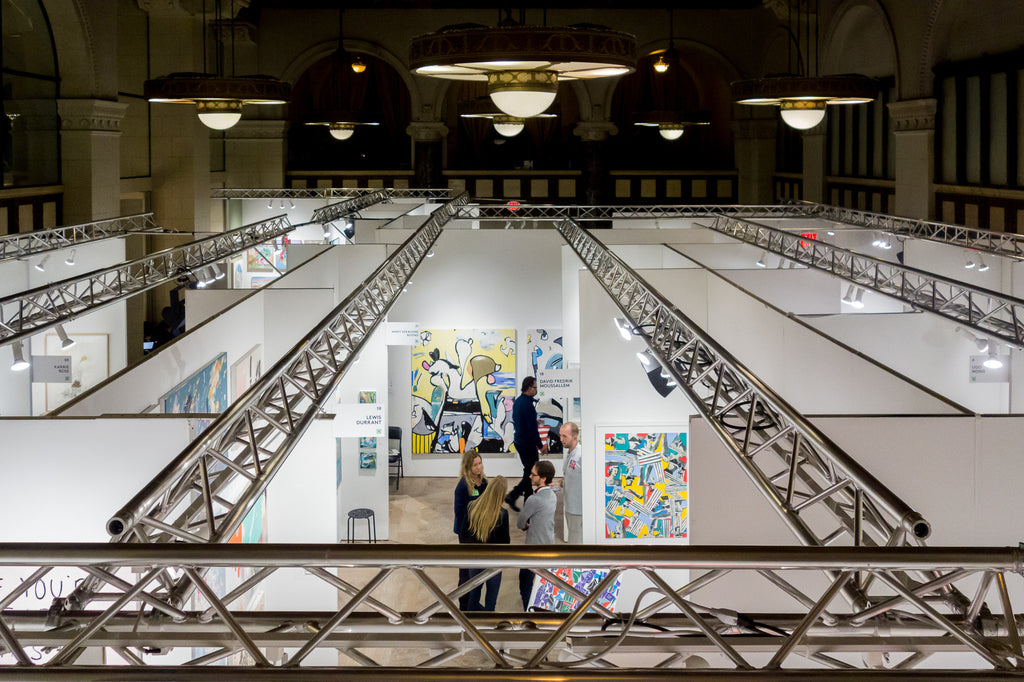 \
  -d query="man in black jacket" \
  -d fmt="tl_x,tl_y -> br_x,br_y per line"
505,376 -> 547,511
